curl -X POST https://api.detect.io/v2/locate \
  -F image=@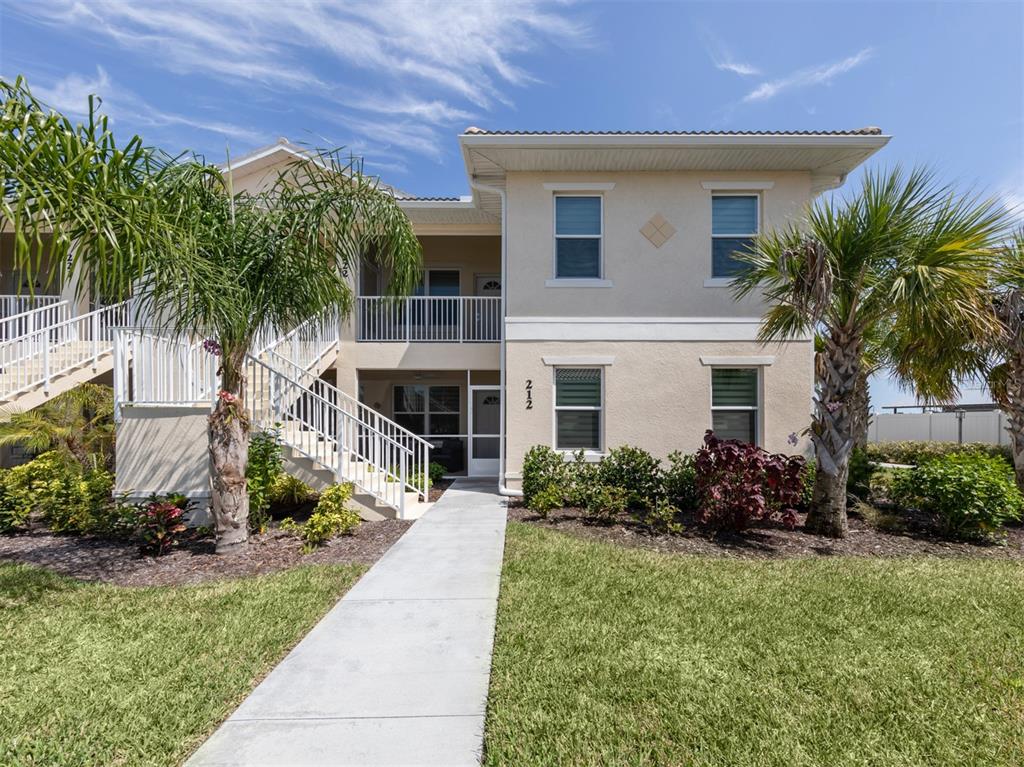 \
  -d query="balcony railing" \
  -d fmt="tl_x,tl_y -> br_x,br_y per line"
357,296 -> 501,342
